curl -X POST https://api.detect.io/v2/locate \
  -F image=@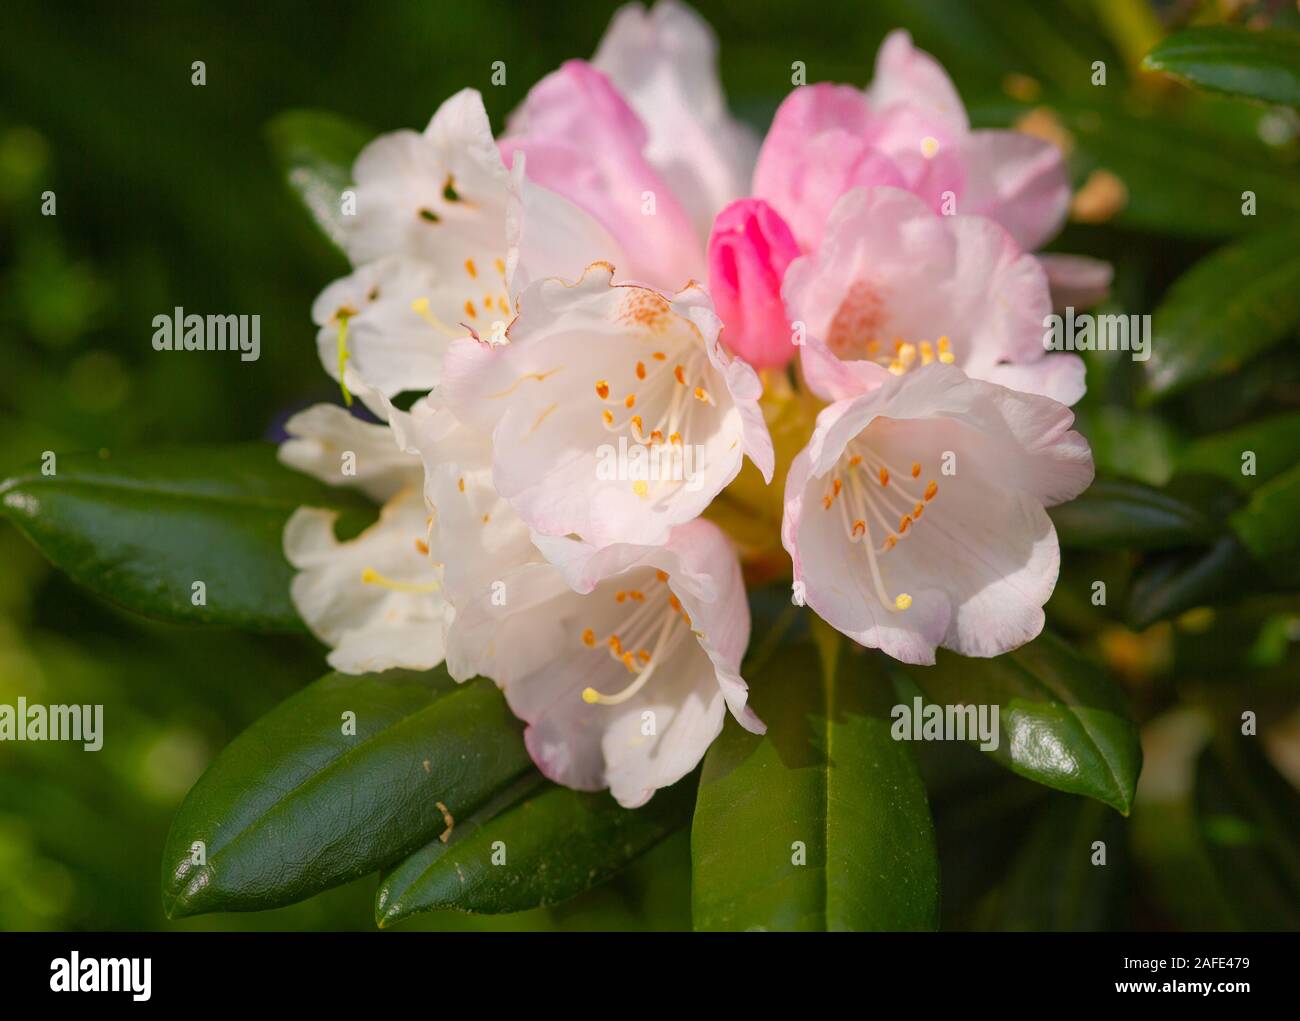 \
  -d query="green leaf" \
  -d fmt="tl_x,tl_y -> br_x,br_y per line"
1178,412 -> 1300,493
161,668 -> 533,918
1049,479 -> 1218,550
978,794 -> 1127,930
691,640 -> 939,931
265,109 -> 372,250
1231,461 -> 1300,564
1143,227 -> 1300,402
900,632 -> 1142,814
1195,734 -> 1300,929
0,444 -> 372,632
1125,536 -> 1255,629
1144,26 -> 1300,108
375,773 -> 694,924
